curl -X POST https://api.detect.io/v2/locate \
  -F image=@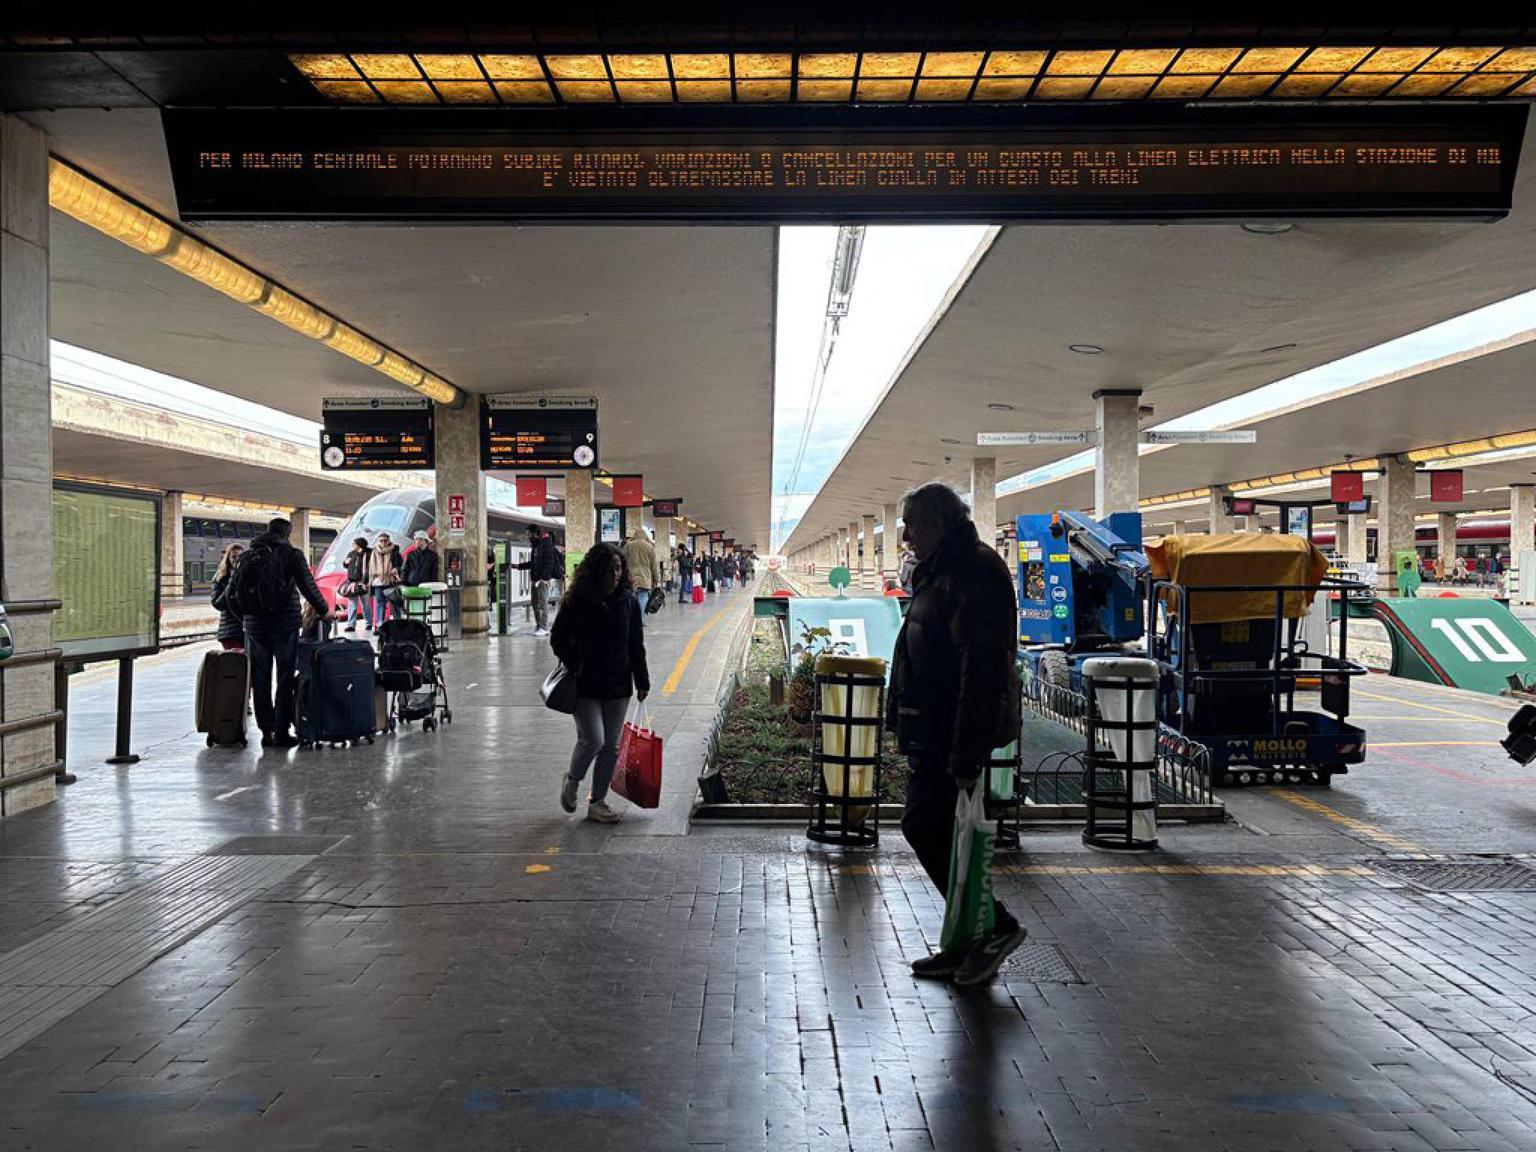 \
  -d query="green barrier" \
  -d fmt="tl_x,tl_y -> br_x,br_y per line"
1371,596 -> 1536,696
